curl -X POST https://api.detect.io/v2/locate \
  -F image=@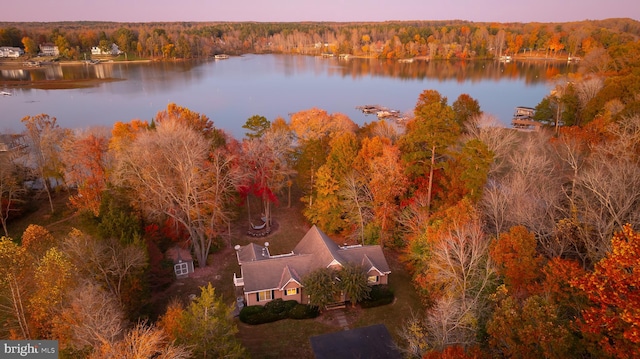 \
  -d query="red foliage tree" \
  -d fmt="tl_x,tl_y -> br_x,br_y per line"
571,224 -> 640,359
